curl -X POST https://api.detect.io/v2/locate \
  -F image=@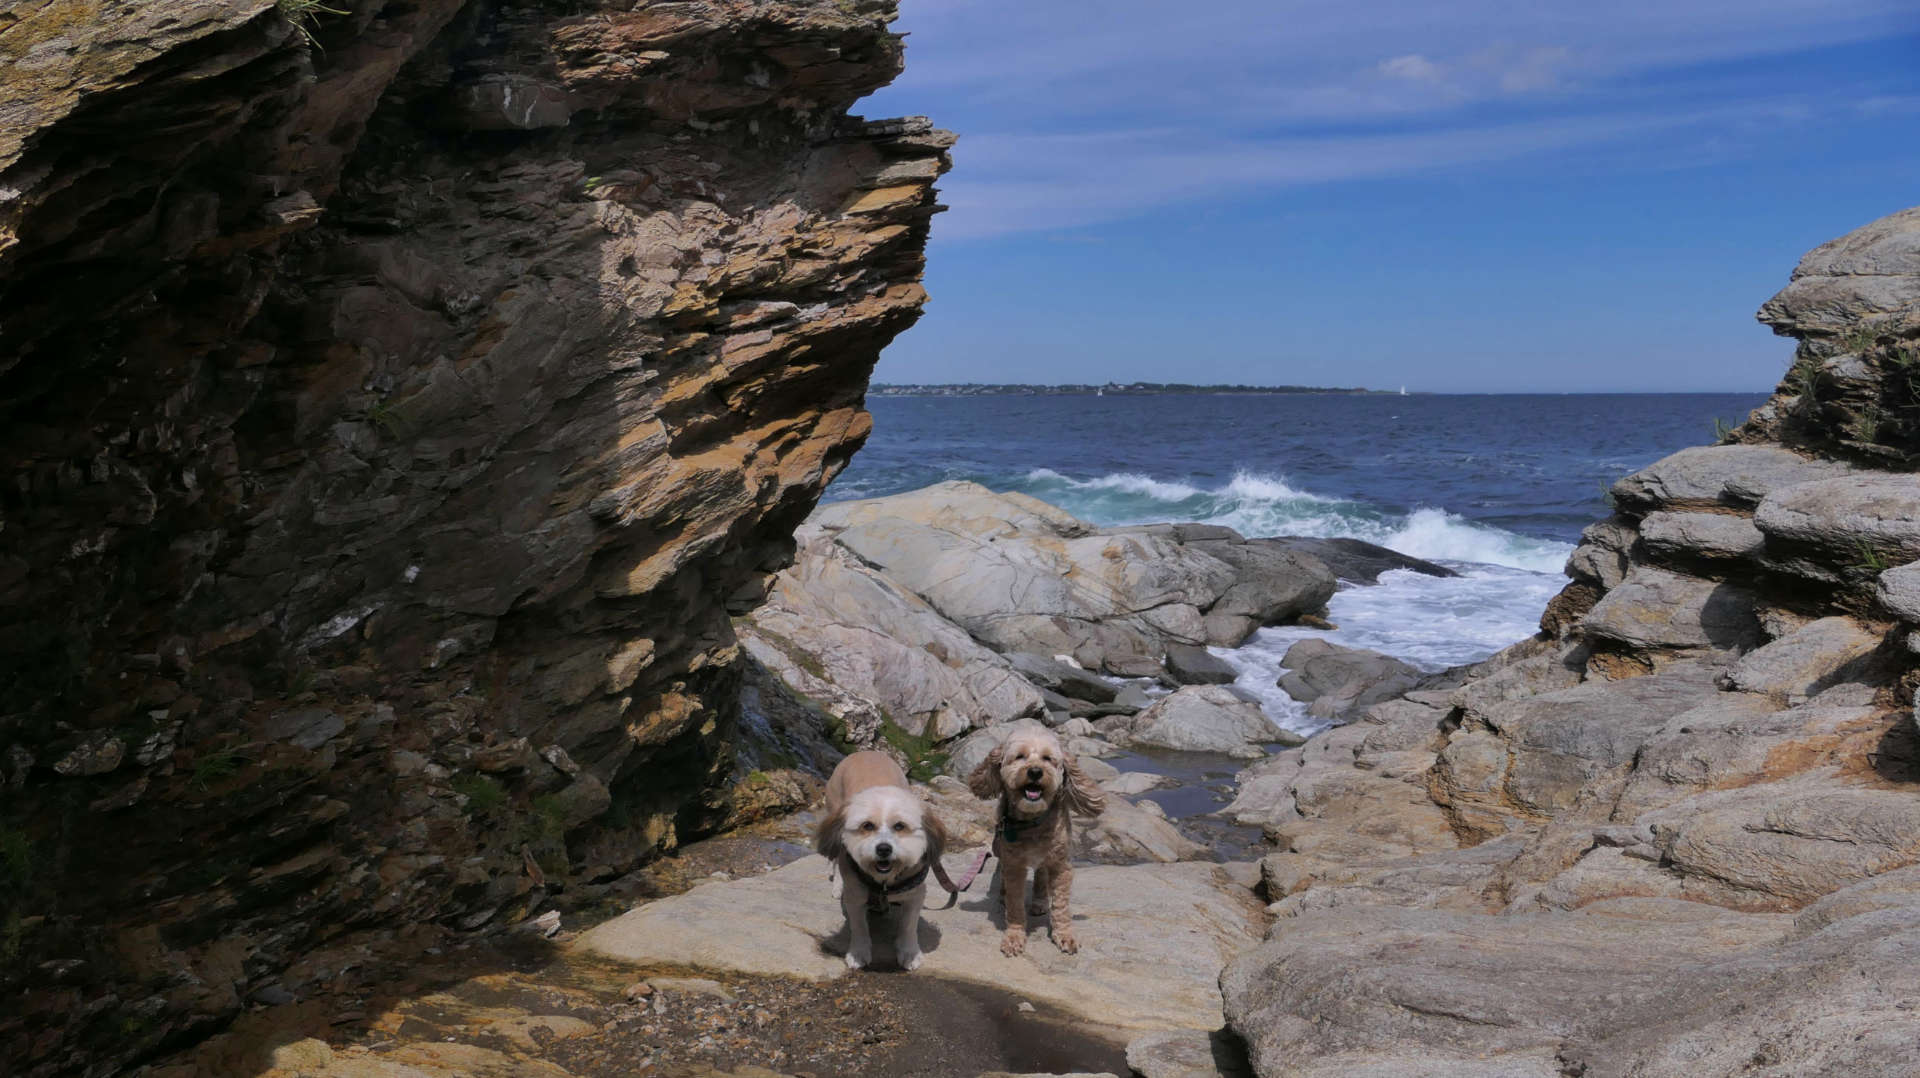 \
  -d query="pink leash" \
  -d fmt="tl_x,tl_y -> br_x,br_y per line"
930,847 -> 994,907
